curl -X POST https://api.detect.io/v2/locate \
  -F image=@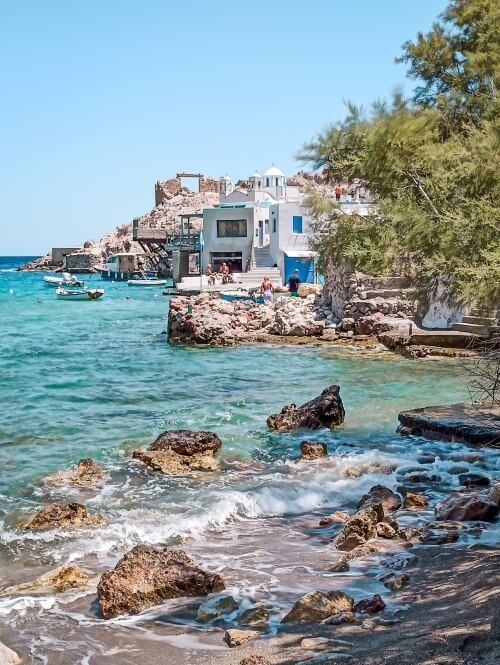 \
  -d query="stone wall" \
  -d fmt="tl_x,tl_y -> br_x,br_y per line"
155,178 -> 182,205
199,177 -> 220,194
